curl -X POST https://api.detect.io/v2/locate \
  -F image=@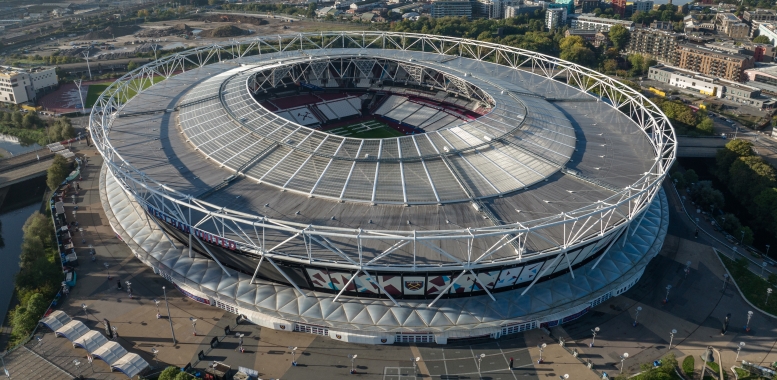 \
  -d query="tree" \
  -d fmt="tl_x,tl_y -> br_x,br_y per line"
159,366 -> 182,380
696,117 -> 714,135
127,60 -> 138,71
10,293 -> 49,339
689,181 -> 724,211
46,155 -> 70,191
671,171 -> 686,188
609,24 -> 630,50
11,111 -> 23,127
735,225 -> 755,245
754,35 -> 772,44
683,169 -> 698,184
